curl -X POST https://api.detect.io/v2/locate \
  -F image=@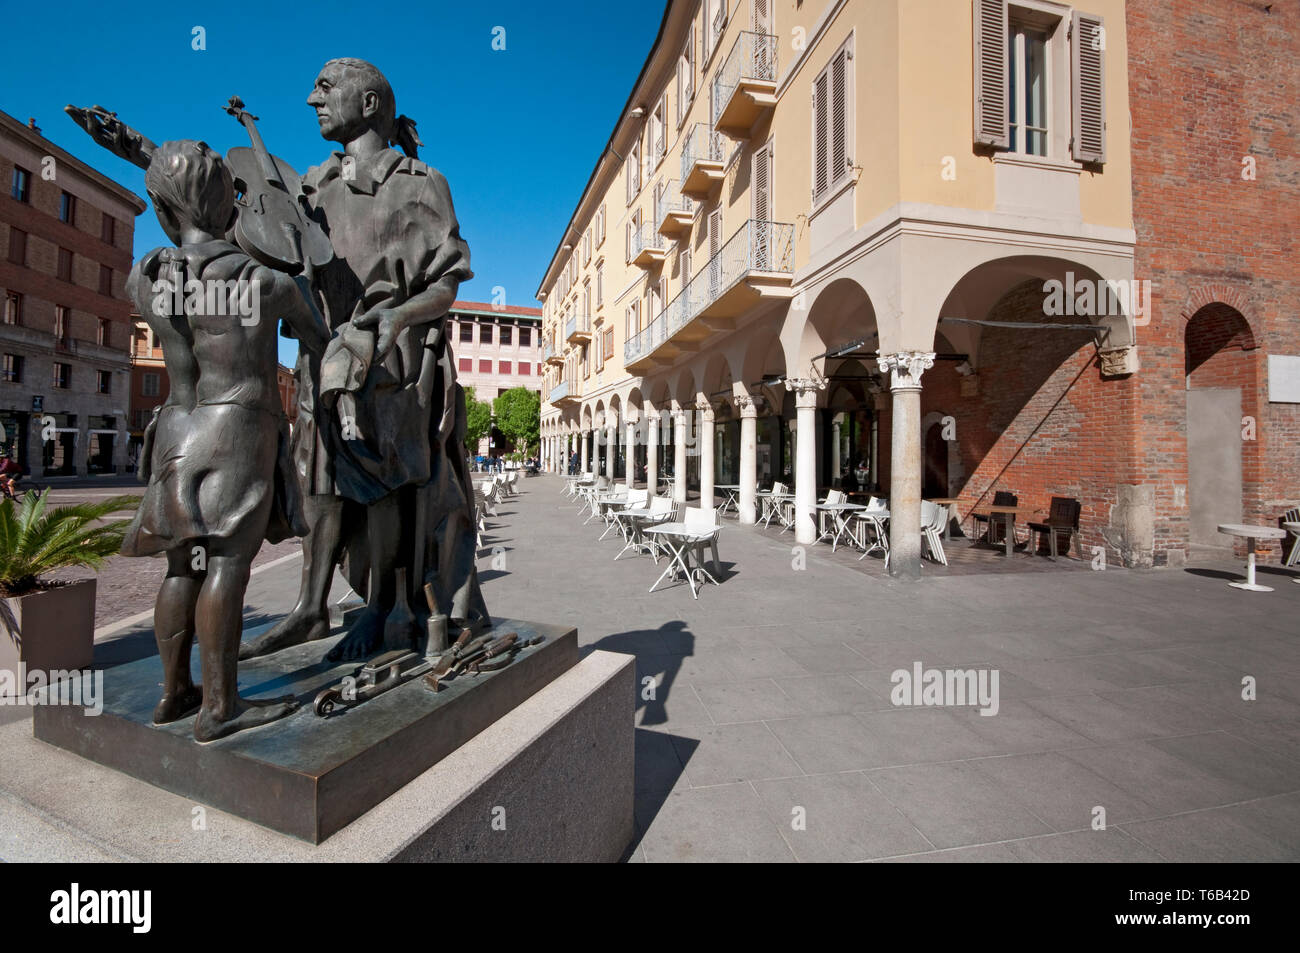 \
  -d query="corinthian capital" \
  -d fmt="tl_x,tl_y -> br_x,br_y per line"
734,393 -> 759,418
695,396 -> 716,421
877,351 -> 936,390
785,377 -> 825,409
